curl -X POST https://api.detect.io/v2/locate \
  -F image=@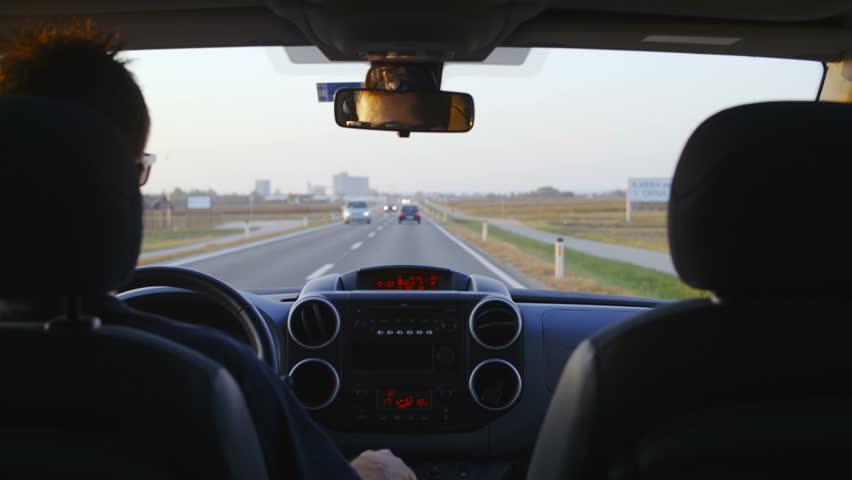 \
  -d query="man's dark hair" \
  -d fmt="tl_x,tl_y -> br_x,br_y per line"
0,19 -> 150,158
